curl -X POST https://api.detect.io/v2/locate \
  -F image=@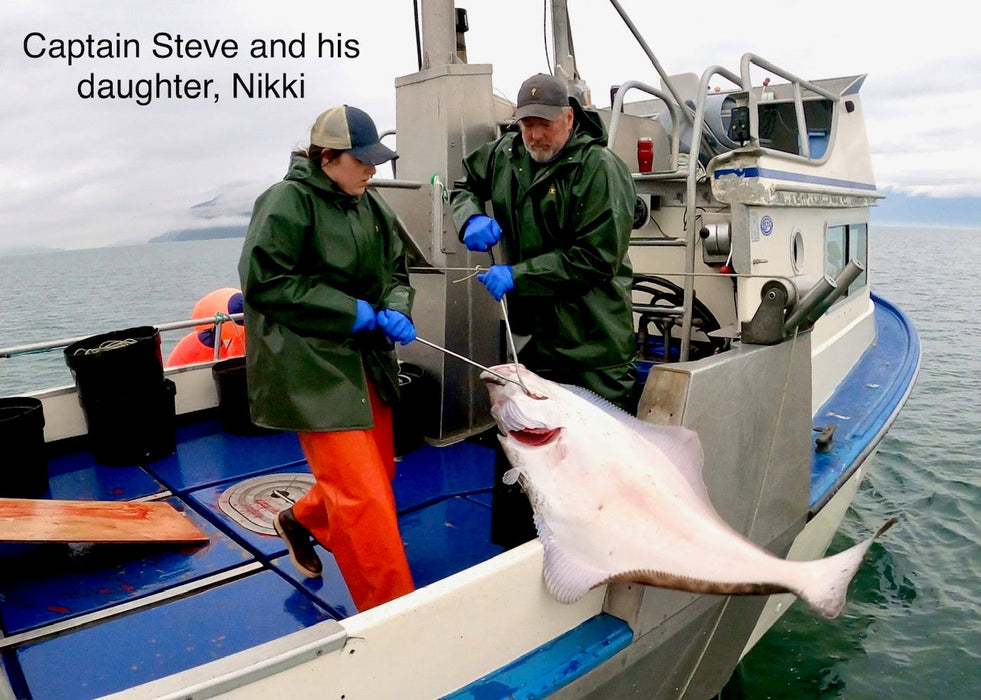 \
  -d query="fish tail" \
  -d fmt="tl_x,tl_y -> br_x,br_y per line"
795,517 -> 898,618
